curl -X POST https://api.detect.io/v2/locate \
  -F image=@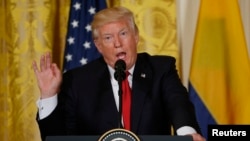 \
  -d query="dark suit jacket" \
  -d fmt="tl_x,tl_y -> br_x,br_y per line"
38,53 -> 201,140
